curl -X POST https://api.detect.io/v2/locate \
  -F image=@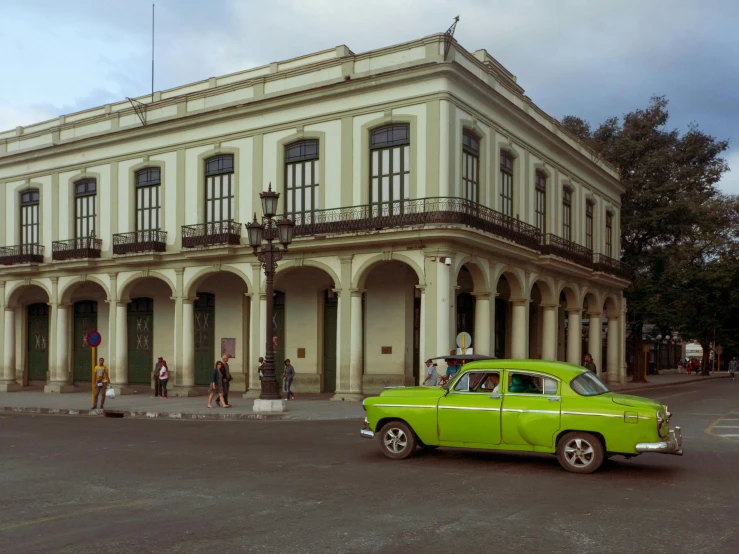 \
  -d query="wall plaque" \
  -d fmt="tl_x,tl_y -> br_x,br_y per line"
297,348 -> 306,359
221,338 -> 236,359
381,346 -> 392,355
